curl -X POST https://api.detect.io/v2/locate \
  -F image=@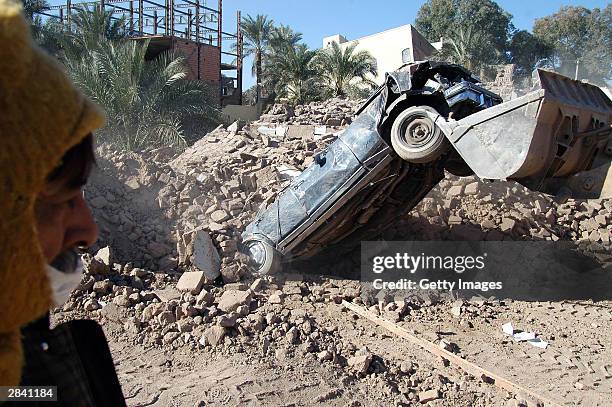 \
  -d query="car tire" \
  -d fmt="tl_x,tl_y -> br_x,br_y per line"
243,239 -> 282,275
390,106 -> 448,163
